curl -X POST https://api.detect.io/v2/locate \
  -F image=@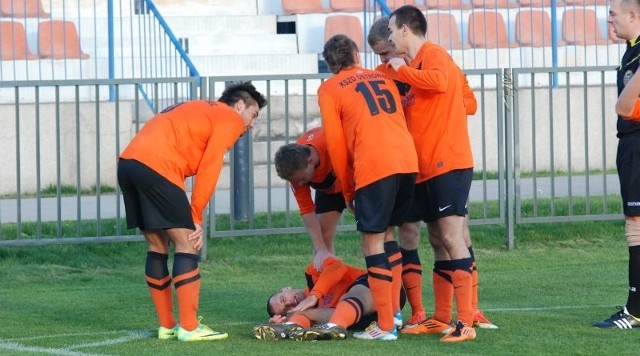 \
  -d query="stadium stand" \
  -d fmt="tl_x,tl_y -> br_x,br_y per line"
471,0 -> 518,8
515,9 -> 563,47
37,20 -> 89,59
517,0 -> 552,6
0,21 -> 37,59
424,0 -> 470,9
563,0 -> 607,5
468,11 -> 516,48
562,8 -> 609,46
0,0 -> 49,18
282,0 -> 328,15
426,13 -> 466,49
329,0 -> 369,12
324,14 -> 365,51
